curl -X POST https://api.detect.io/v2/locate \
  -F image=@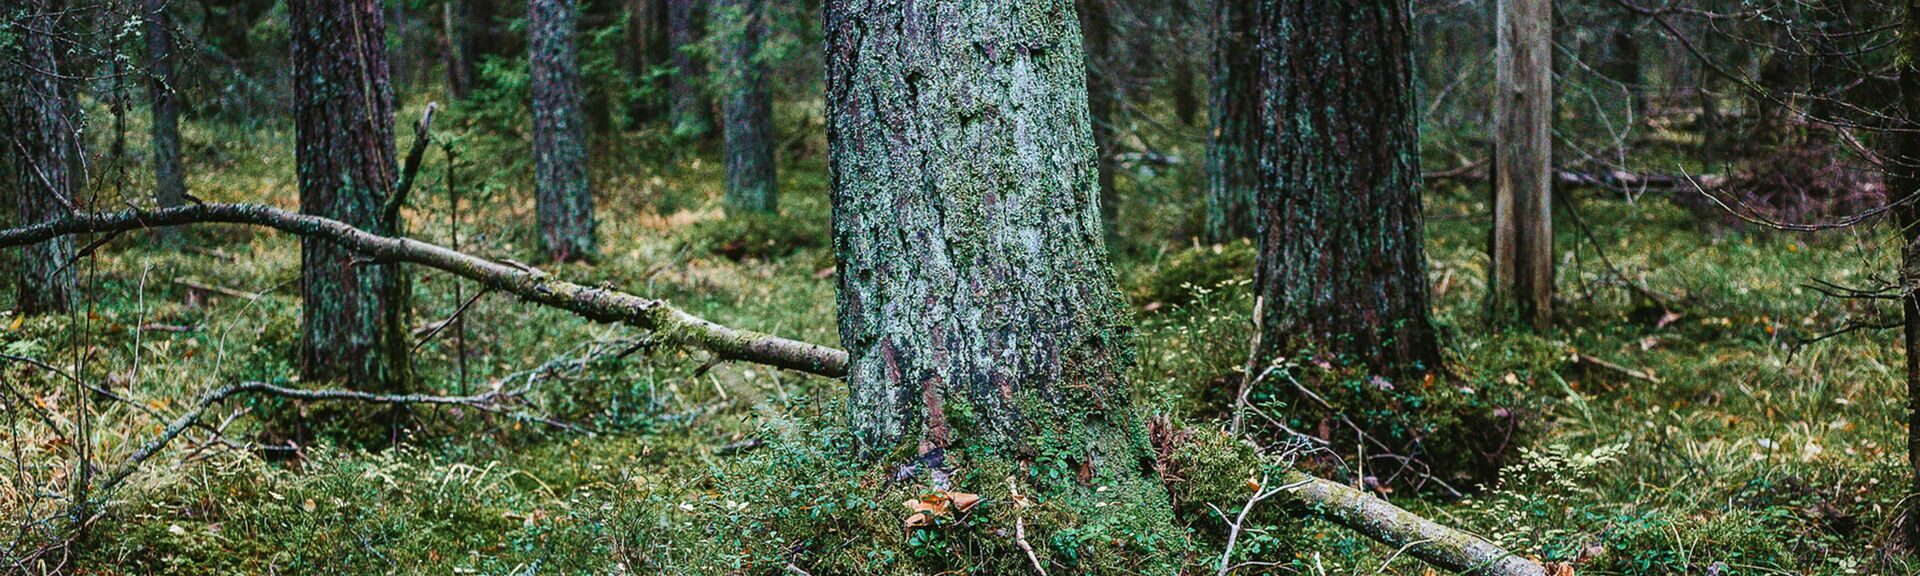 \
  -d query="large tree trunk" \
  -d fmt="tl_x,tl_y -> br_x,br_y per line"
1205,0 -> 1258,243
667,0 -> 713,138
147,0 -> 187,209
1252,0 -> 1442,376
5,0 -> 79,315
530,0 -> 599,262
716,0 -> 776,213
1078,0 -> 1119,233
824,0 -> 1177,566
291,0 -> 410,393
1895,0 -> 1920,548
1489,0 -> 1554,331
